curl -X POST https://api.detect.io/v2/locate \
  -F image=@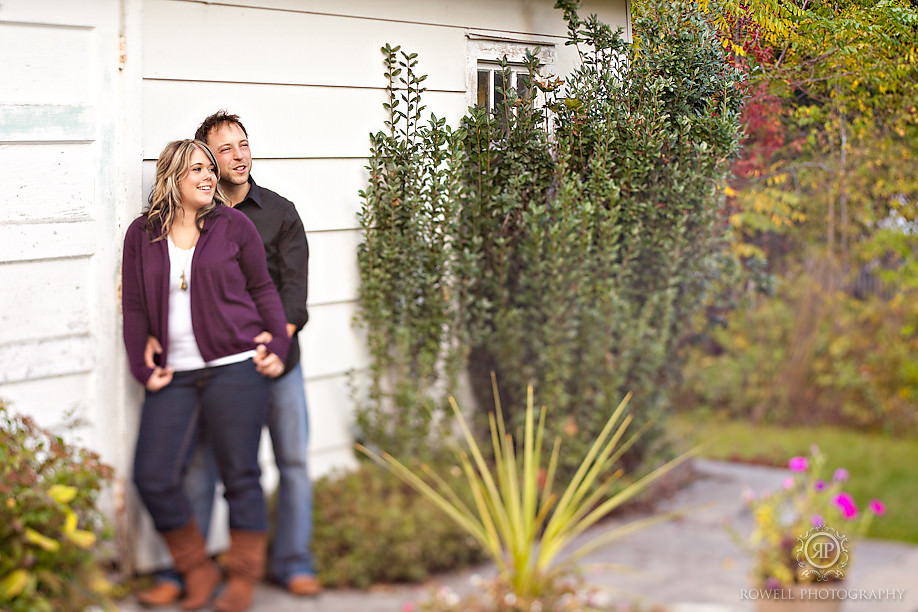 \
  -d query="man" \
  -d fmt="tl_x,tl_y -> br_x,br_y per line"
136,111 -> 318,607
